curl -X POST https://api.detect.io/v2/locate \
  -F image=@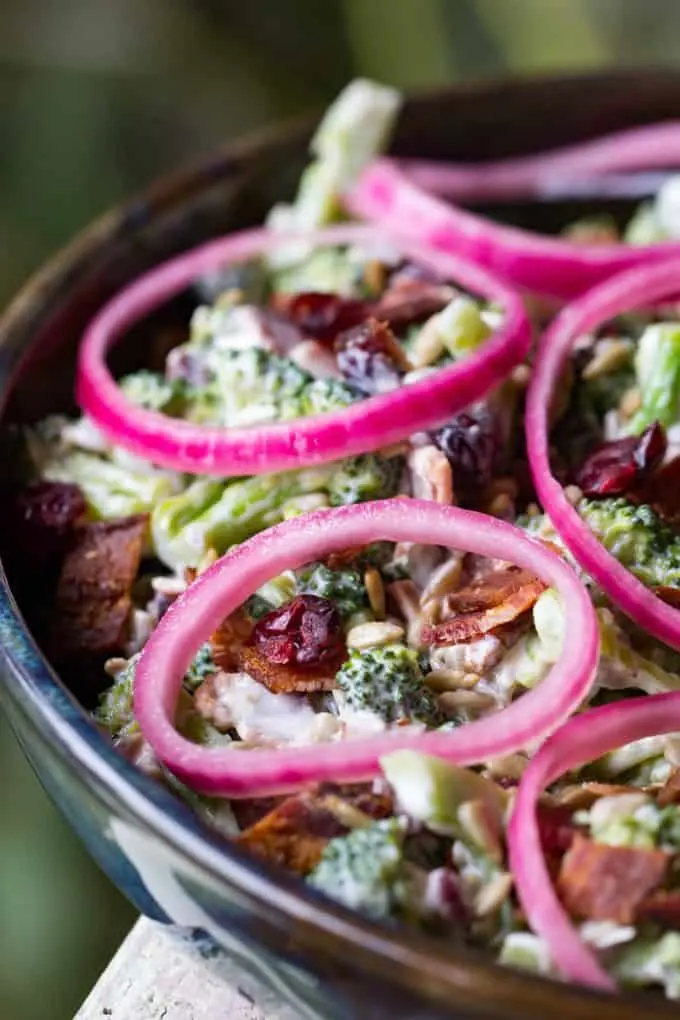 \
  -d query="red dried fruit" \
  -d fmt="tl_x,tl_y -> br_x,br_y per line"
273,291 -> 369,343
335,317 -> 408,395
536,804 -> 577,861
433,410 -> 501,498
250,594 -> 345,669
575,421 -> 667,497
11,481 -> 86,568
